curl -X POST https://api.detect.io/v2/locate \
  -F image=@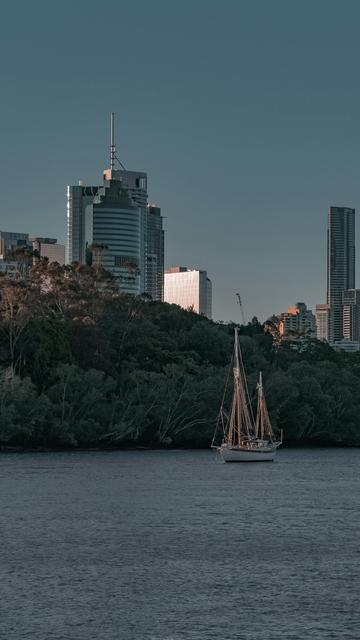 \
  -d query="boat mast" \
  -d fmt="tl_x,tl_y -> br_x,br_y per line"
234,327 -> 242,445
